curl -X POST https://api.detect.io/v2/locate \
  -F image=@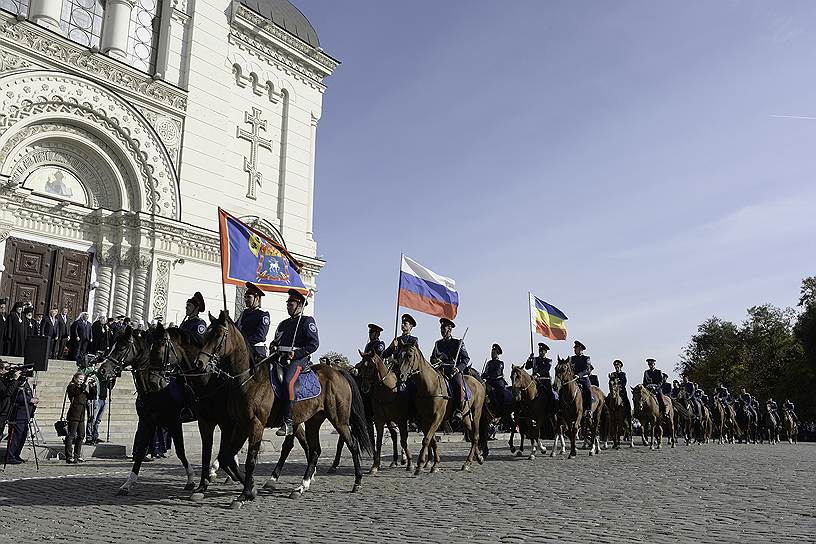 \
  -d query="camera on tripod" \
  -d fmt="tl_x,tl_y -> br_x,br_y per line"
6,363 -> 35,380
